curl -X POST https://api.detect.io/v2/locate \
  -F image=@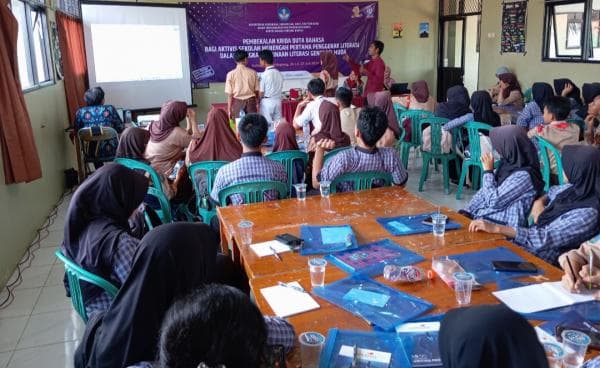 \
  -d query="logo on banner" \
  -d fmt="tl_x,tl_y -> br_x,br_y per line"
363,4 -> 376,18
277,7 -> 291,22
